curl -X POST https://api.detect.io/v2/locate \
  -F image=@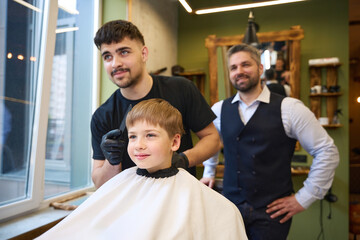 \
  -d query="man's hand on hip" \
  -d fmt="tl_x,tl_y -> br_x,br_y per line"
266,195 -> 305,223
